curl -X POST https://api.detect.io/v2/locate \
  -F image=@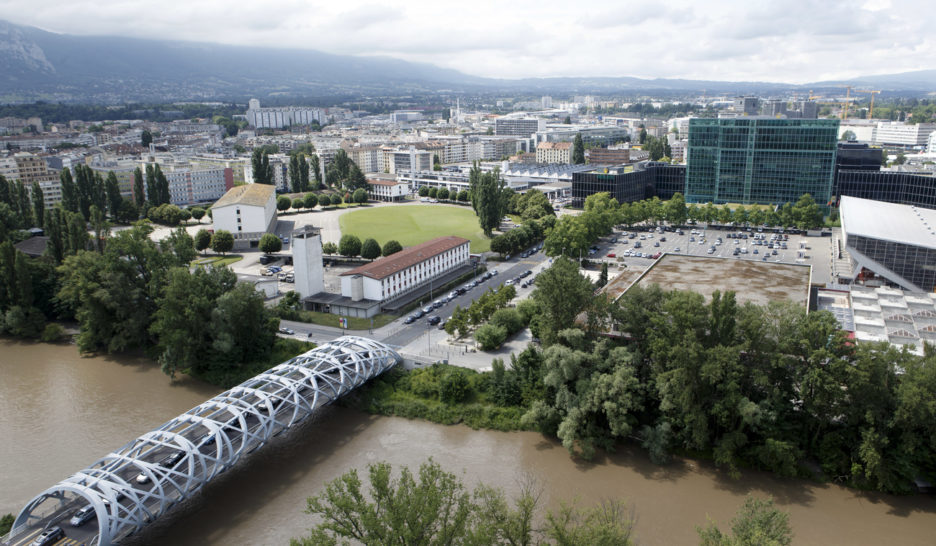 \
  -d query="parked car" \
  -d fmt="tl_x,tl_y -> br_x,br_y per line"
439,320 -> 447,330
607,253 -> 616,258
427,315 -> 441,325
404,315 -> 417,325
422,305 -> 434,314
